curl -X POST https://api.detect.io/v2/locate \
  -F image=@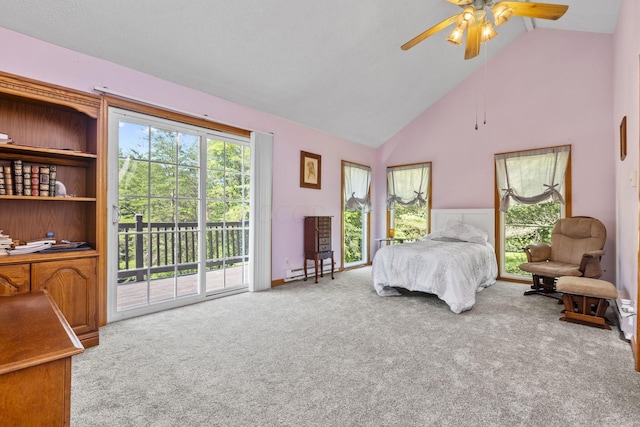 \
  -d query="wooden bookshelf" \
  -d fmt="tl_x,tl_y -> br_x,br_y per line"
0,71 -> 105,348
